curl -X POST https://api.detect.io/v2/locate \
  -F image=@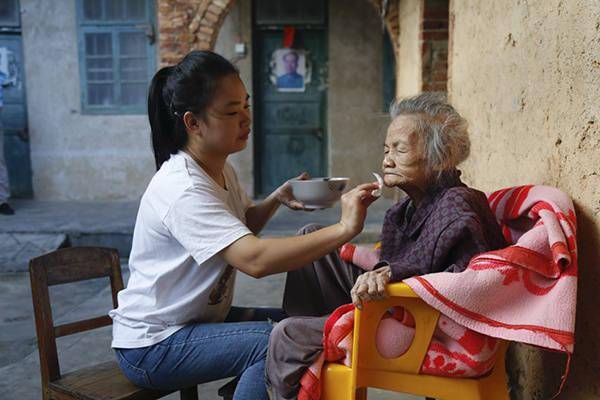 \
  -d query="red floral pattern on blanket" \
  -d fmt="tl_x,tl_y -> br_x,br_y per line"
408,185 -> 577,353
298,185 -> 577,400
